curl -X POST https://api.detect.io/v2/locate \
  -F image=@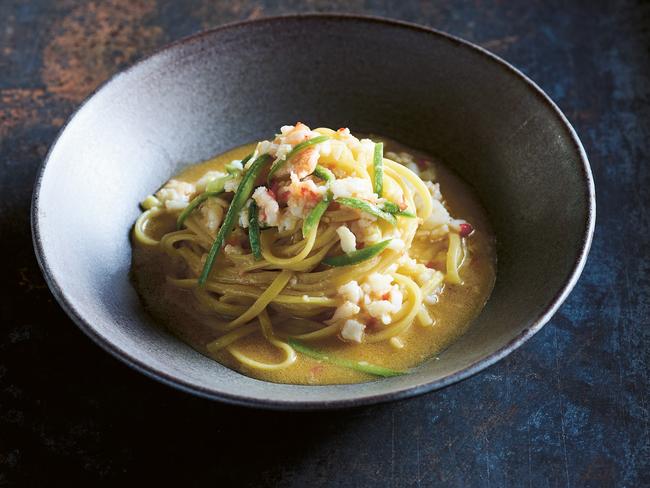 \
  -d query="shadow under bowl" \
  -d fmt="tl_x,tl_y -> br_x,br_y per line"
31,14 -> 595,409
